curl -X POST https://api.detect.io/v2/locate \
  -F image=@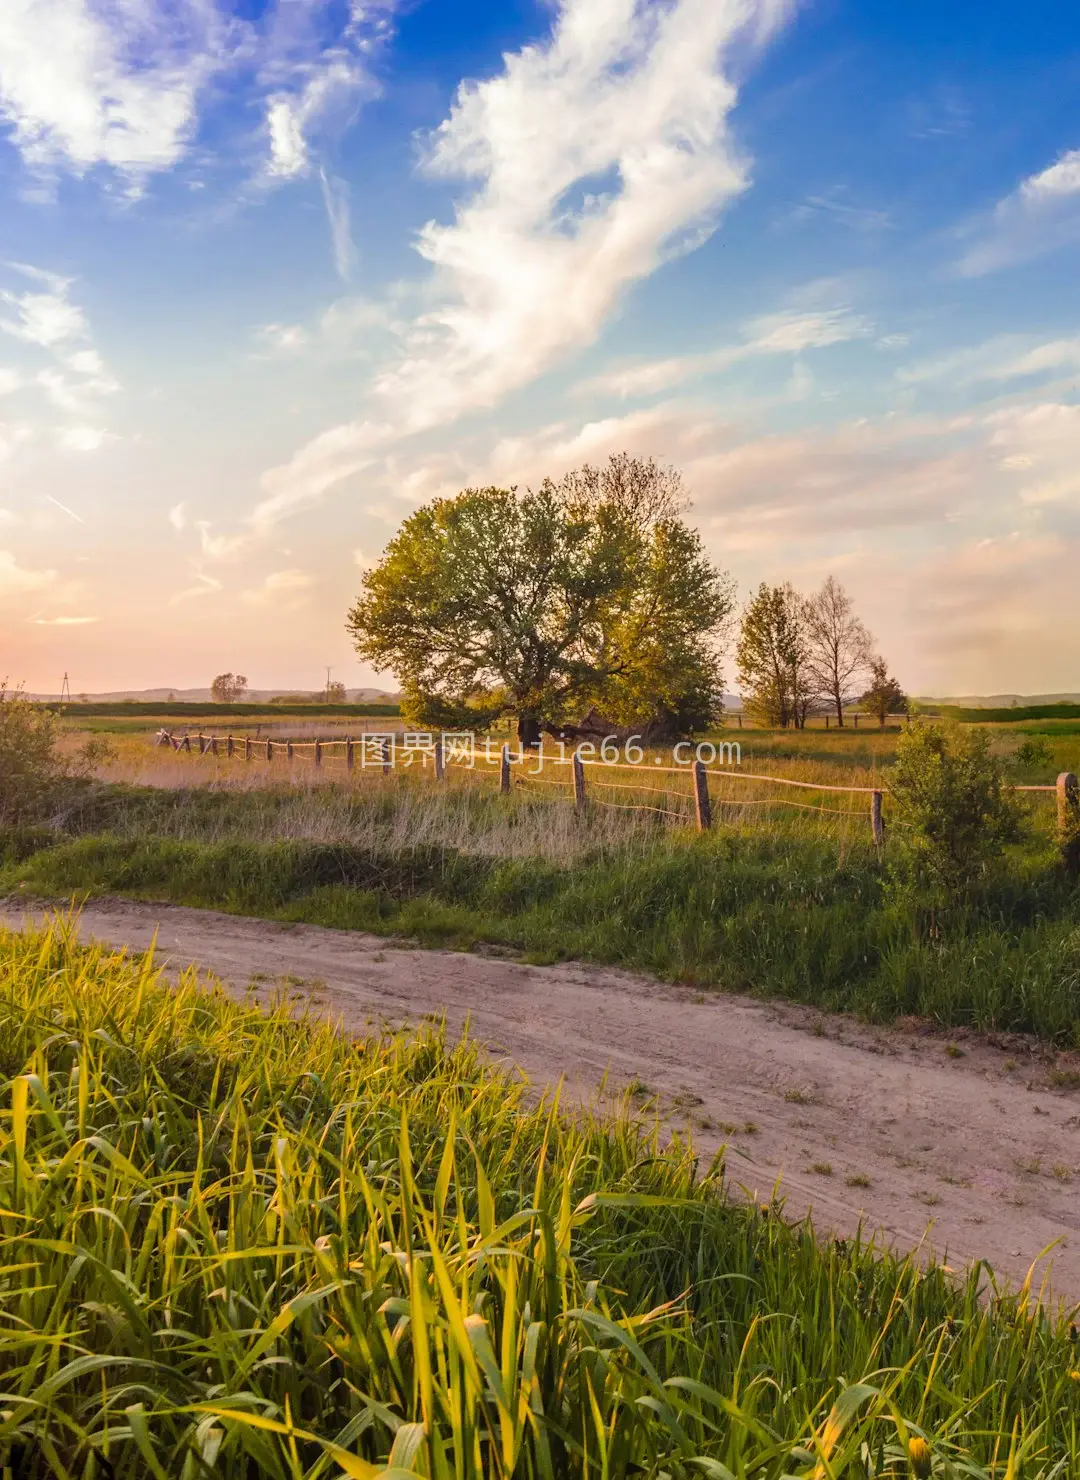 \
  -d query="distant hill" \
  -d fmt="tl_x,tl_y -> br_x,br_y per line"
28,686 -> 400,704
912,693 -> 1080,709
